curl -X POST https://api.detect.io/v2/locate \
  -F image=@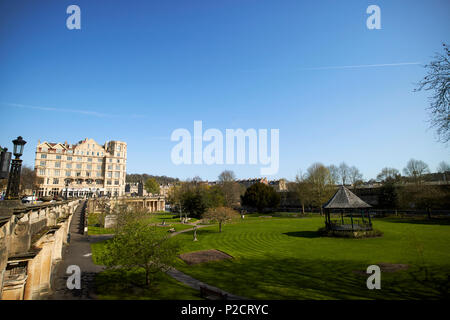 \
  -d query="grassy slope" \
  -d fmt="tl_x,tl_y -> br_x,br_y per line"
170,215 -> 450,300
